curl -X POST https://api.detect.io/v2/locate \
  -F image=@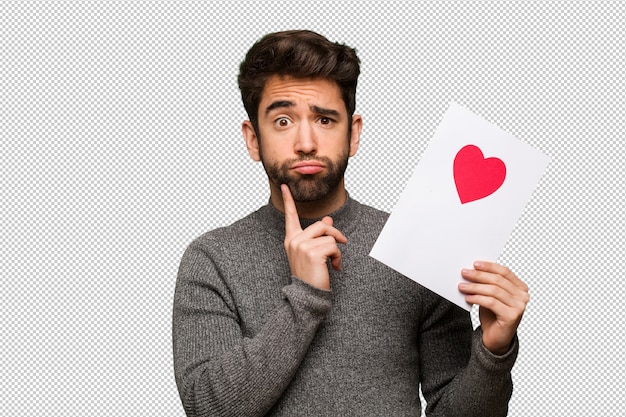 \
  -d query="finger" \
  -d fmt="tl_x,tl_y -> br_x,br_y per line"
291,236 -> 343,271
281,184 -> 302,237
299,219 -> 347,244
319,240 -> 342,271
321,216 -> 347,244
304,236 -> 343,265
473,261 -> 524,287
461,274 -> 529,312
330,249 -> 342,271
465,293 -> 527,323
474,261 -> 518,281
460,268 -> 519,295
460,273 -> 530,310
459,280 -> 527,309
299,234 -> 343,271
459,266 -> 530,308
